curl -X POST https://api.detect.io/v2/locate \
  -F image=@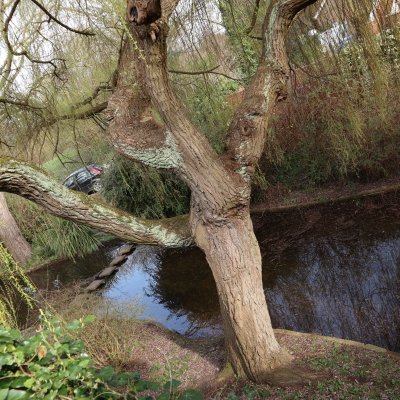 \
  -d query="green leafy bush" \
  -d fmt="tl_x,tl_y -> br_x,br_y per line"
0,313 -> 203,400
0,313 -> 112,400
